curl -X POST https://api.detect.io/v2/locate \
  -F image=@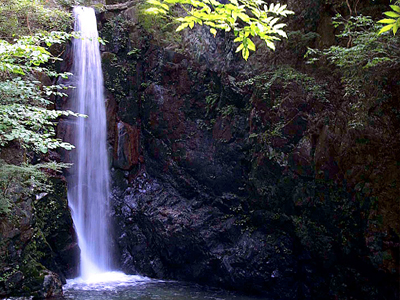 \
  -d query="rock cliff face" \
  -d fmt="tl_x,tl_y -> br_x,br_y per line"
54,1 -> 399,299
0,171 -> 79,298
94,1 -> 400,299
